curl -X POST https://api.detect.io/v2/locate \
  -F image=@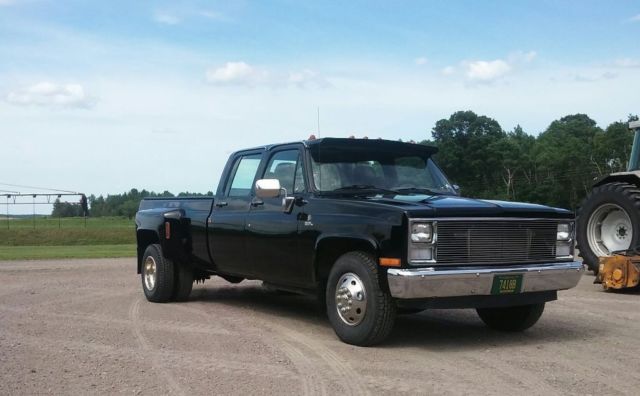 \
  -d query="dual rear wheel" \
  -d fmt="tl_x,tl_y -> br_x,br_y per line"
141,244 -> 193,303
